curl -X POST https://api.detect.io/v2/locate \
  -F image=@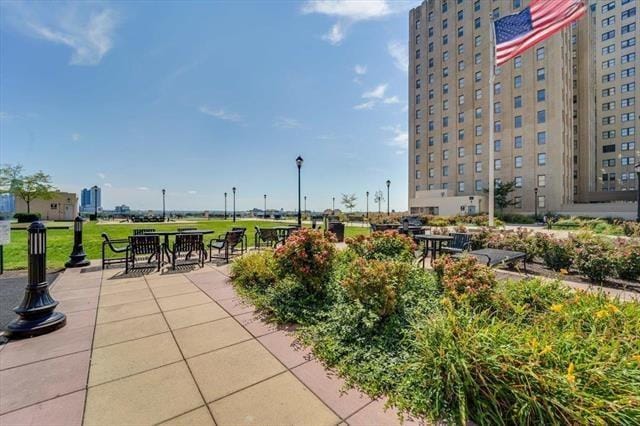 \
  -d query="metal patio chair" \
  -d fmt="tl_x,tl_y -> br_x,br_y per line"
125,235 -> 161,273
171,233 -> 205,270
